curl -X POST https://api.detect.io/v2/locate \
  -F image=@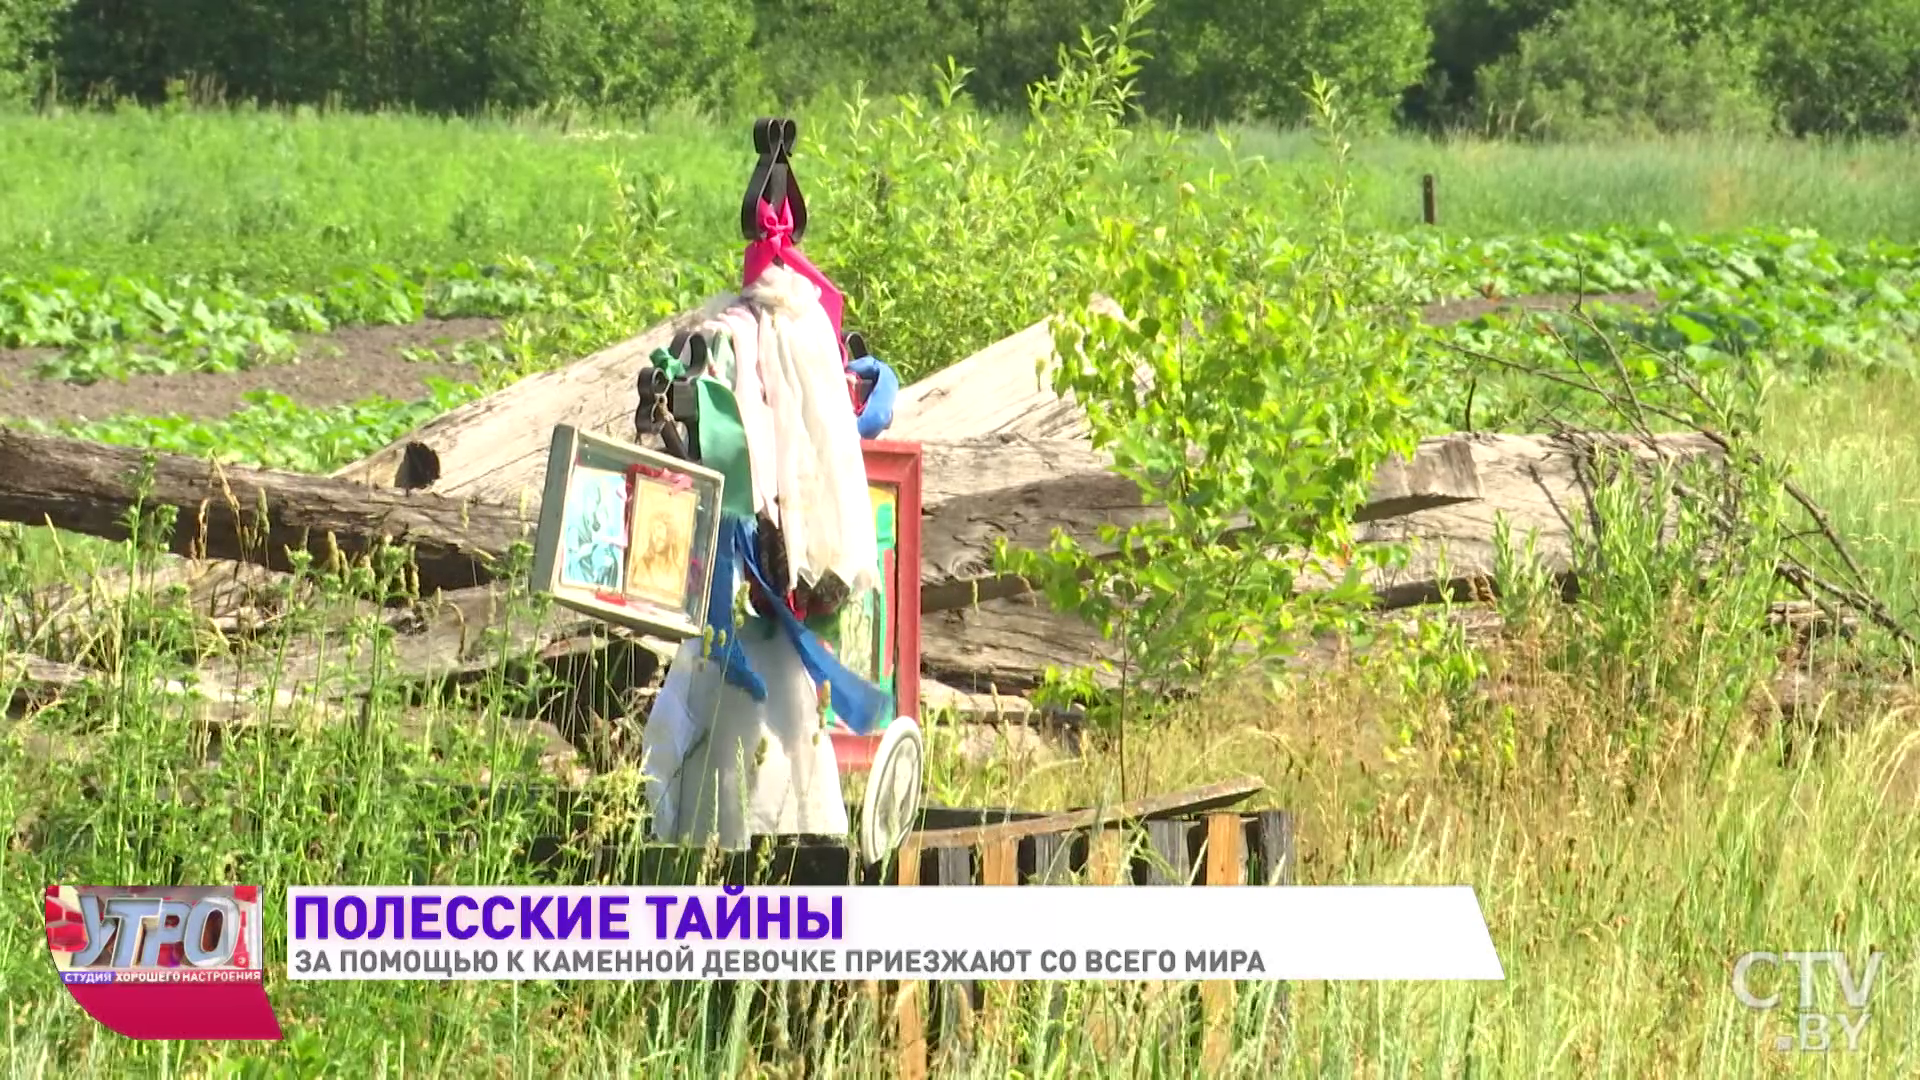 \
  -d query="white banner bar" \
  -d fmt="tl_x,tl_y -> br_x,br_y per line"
287,886 -> 1503,982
